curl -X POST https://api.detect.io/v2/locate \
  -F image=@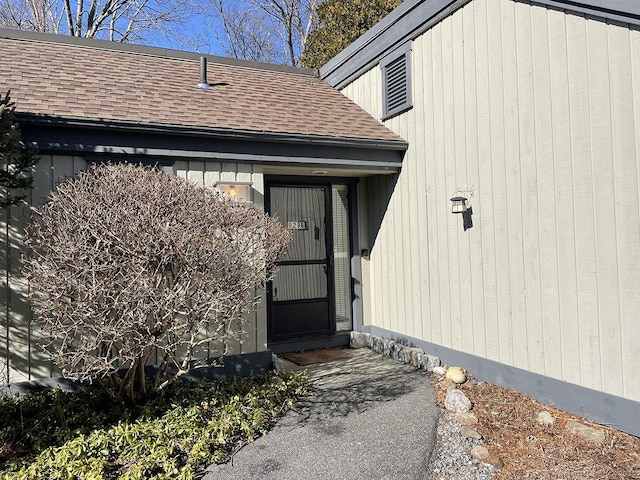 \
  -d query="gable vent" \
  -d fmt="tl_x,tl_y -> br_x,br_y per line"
381,45 -> 412,120
385,56 -> 407,111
